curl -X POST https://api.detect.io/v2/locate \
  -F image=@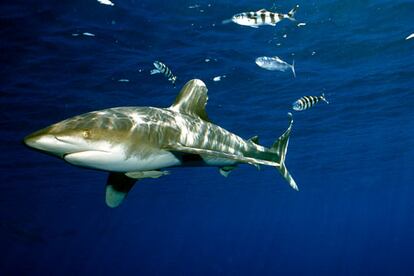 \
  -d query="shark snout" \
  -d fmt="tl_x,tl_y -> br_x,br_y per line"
24,127 -> 52,149
24,128 -> 83,158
